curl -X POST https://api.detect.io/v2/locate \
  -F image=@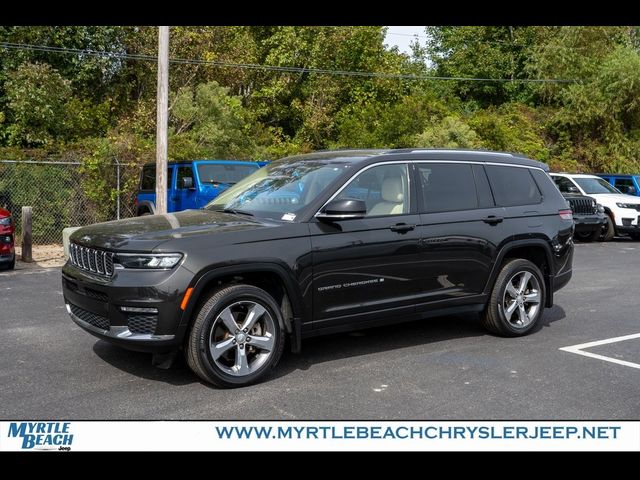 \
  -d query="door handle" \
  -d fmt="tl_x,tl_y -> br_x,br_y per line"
389,223 -> 415,233
483,215 -> 504,225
